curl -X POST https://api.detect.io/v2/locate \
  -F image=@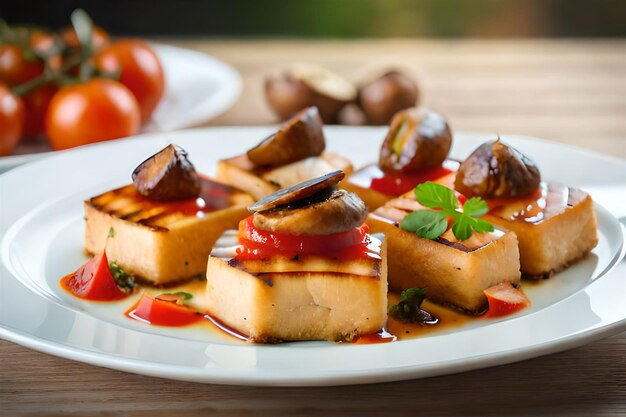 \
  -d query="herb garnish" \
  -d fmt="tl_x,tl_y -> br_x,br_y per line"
401,182 -> 494,241
108,262 -> 135,292
107,227 -> 115,238
389,288 -> 437,324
